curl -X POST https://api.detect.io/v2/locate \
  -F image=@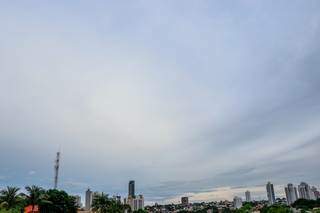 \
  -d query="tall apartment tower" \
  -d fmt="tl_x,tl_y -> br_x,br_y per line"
311,186 -> 320,199
266,182 -> 276,205
233,196 -> 243,209
125,195 -> 144,211
245,190 -> 251,202
85,188 -> 93,210
129,180 -> 135,197
285,183 -> 298,205
298,182 -> 313,200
